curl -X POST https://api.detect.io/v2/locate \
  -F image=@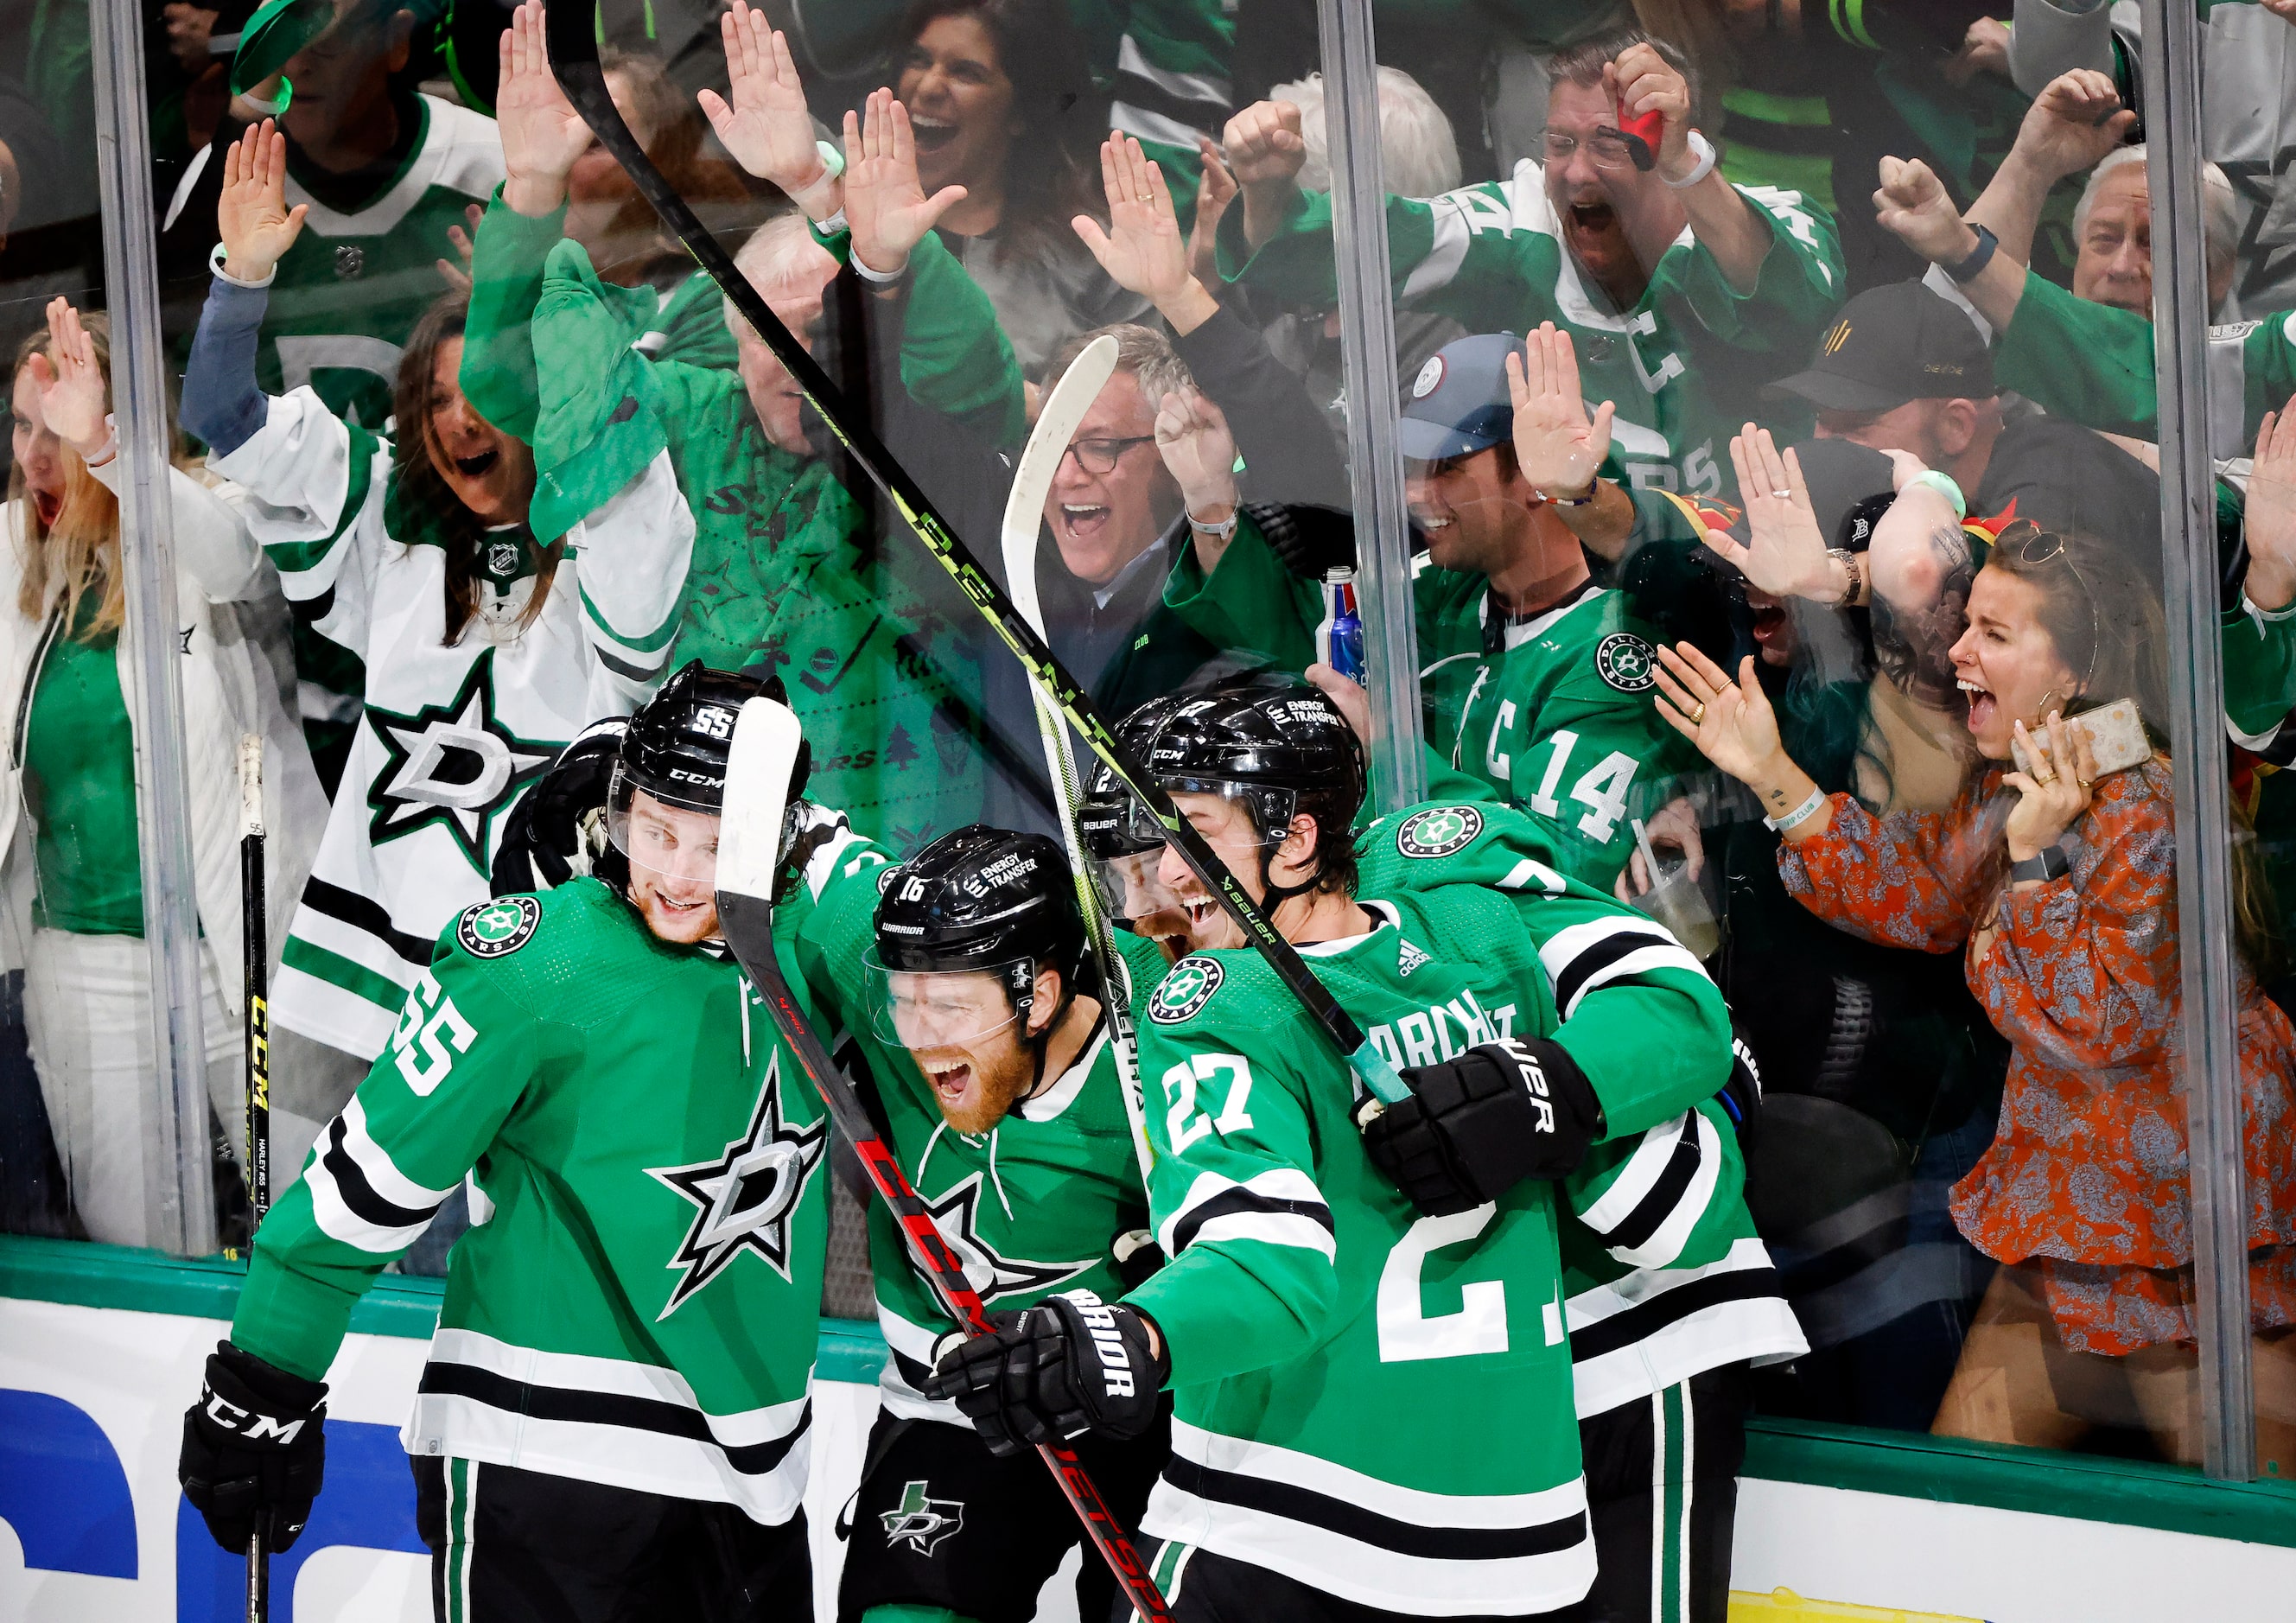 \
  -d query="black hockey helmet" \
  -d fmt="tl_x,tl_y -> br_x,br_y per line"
1081,695 -> 1188,933
614,660 -> 806,816
869,825 -> 1087,1048
1135,674 -> 1365,901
